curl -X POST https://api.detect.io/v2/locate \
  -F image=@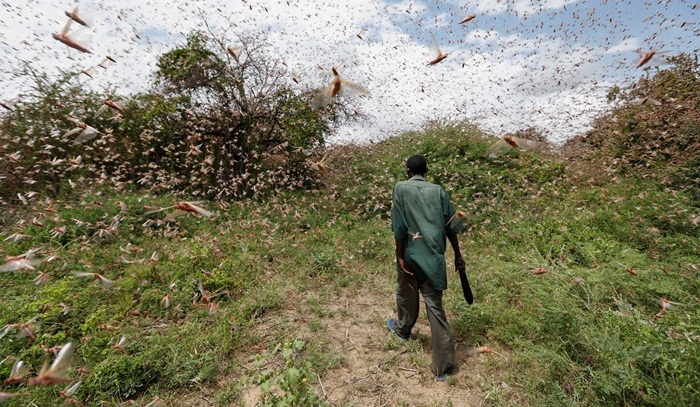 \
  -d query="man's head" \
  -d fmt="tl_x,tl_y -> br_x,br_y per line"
406,154 -> 427,176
